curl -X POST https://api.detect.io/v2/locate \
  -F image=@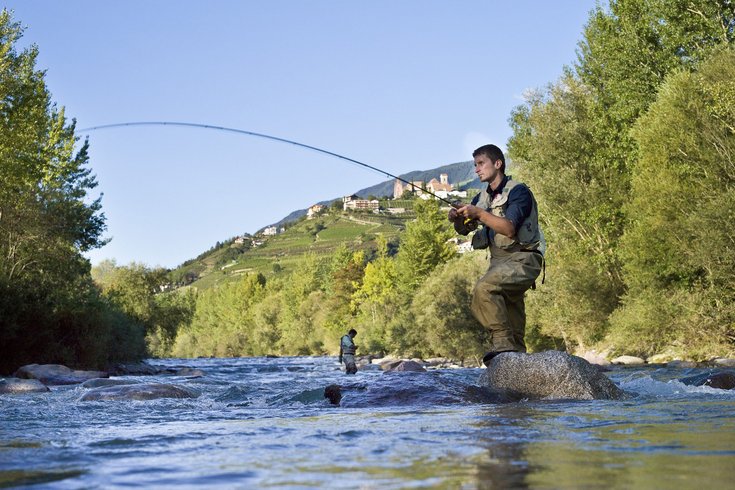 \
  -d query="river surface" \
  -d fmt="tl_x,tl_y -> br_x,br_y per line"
2,356 -> 735,489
